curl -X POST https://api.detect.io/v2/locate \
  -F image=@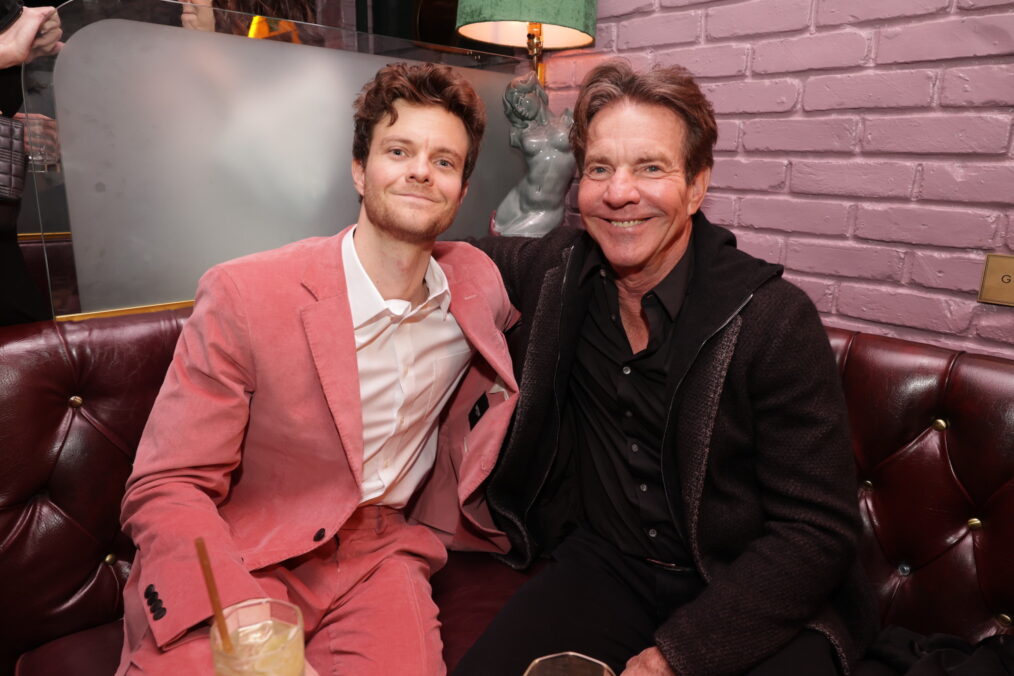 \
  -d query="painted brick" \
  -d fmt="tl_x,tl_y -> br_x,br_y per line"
599,0 -> 653,19
784,273 -> 836,312
706,0 -> 810,39
878,14 -> 1014,64
786,241 -> 905,280
715,120 -> 739,152
921,164 -> 1014,205
703,80 -> 799,114
862,114 -> 1012,154
711,158 -> 788,191
975,309 -> 1014,345
792,161 -> 916,198
910,251 -> 988,292
855,205 -> 1000,248
804,70 -> 934,111
742,118 -> 857,153
733,230 -> 784,264
573,53 -> 652,85
548,88 -> 578,117
817,0 -> 949,26
700,193 -> 737,225
941,65 -> 1014,107
837,284 -> 976,332
958,0 -> 1014,10
753,31 -> 869,75
619,11 -> 700,50
739,196 -> 852,235
545,59 -> 576,88
656,44 -> 749,78
594,23 -> 617,52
